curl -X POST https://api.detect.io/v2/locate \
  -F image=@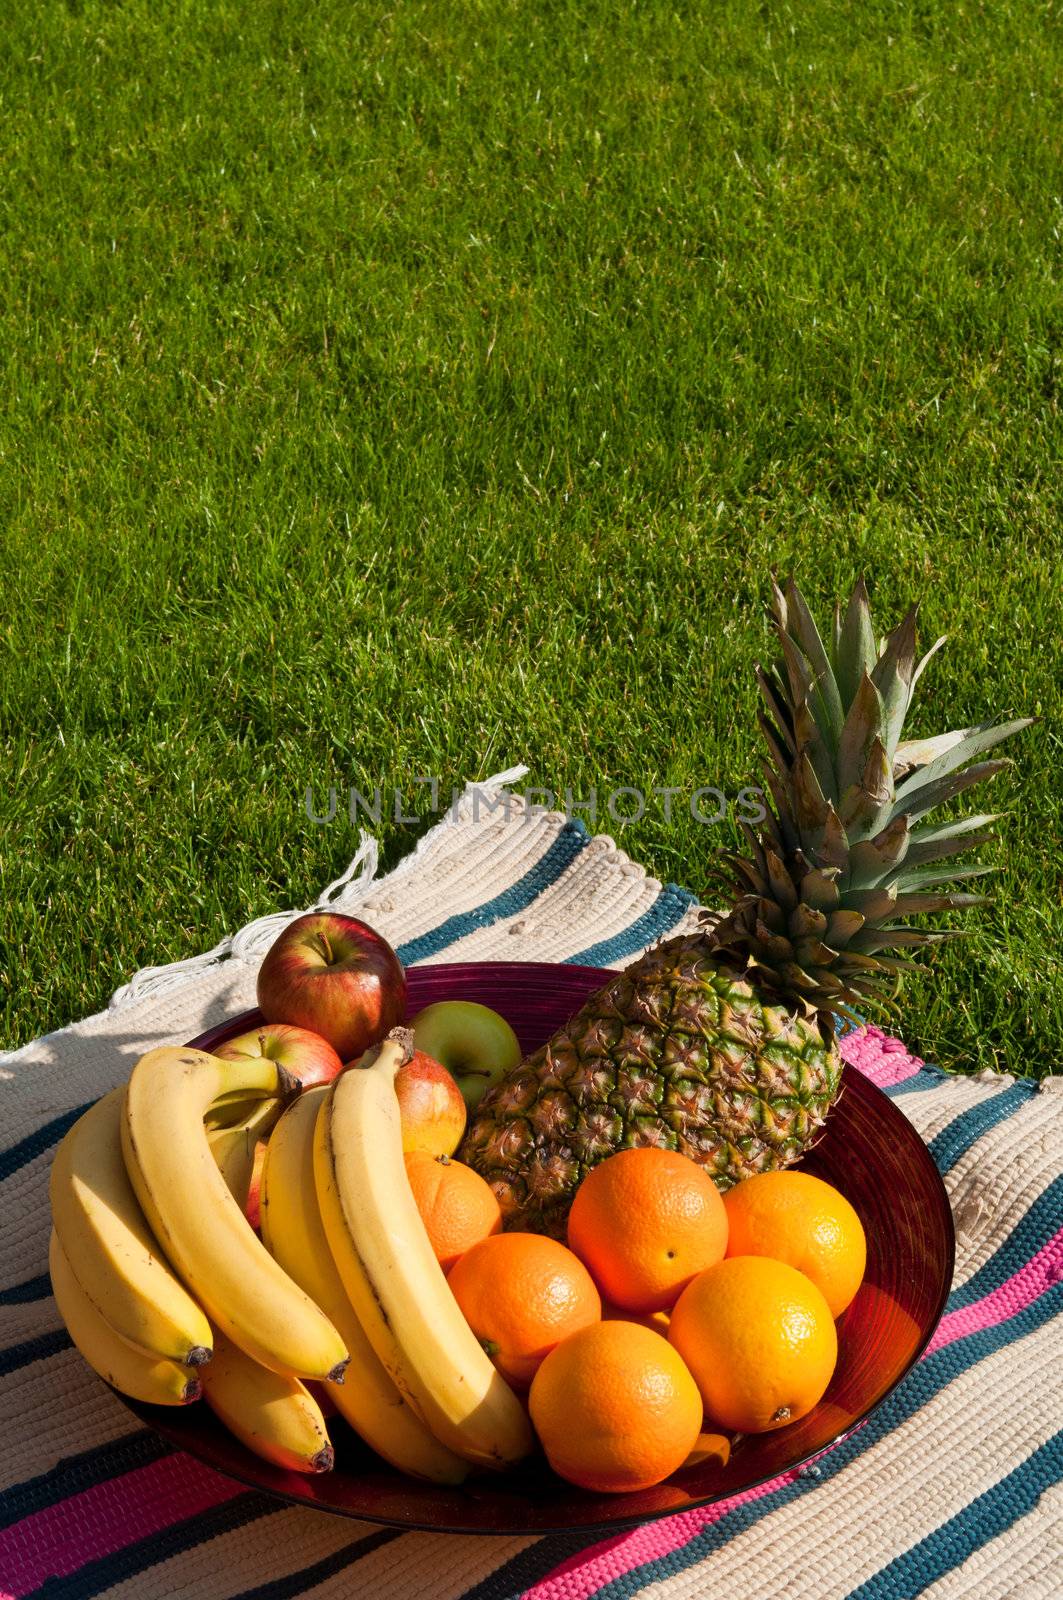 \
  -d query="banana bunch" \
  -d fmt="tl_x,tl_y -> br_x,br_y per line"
313,1029 -> 534,1471
50,1046 -> 348,1473
259,1085 -> 469,1484
121,1048 -> 347,1381
50,1029 -> 534,1483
